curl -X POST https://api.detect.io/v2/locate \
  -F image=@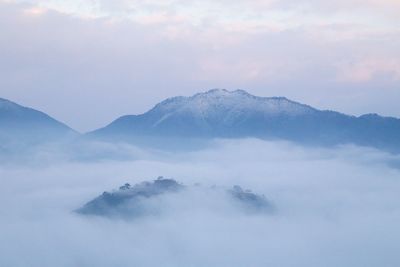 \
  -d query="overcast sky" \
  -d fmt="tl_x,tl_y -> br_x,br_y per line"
1,0 -> 399,132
